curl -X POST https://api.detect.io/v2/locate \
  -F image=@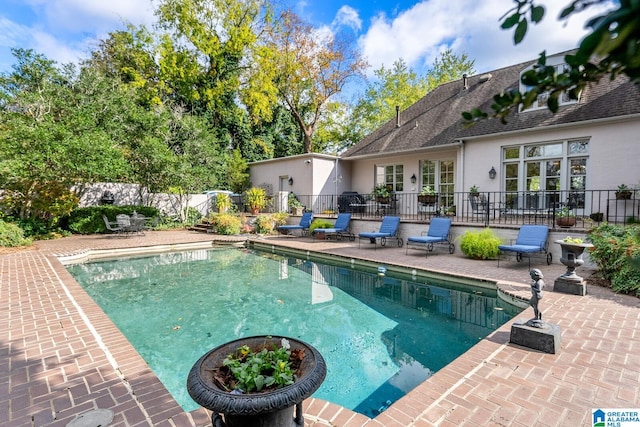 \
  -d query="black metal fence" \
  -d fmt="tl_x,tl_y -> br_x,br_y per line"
290,189 -> 639,228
